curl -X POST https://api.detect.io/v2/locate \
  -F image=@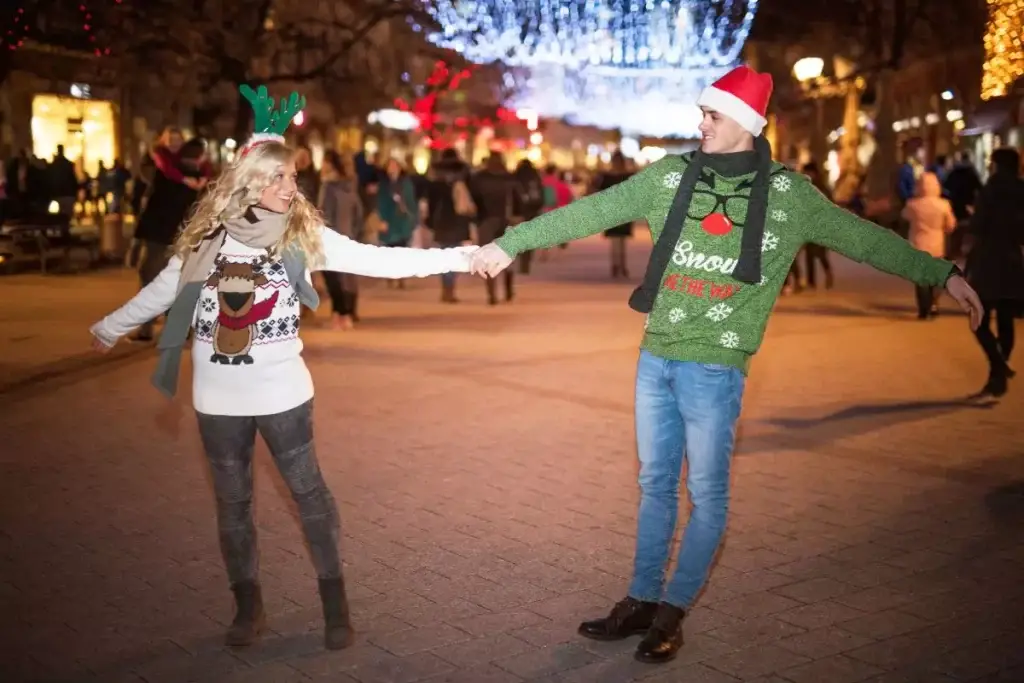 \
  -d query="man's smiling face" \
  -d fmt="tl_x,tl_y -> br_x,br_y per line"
697,107 -> 752,154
